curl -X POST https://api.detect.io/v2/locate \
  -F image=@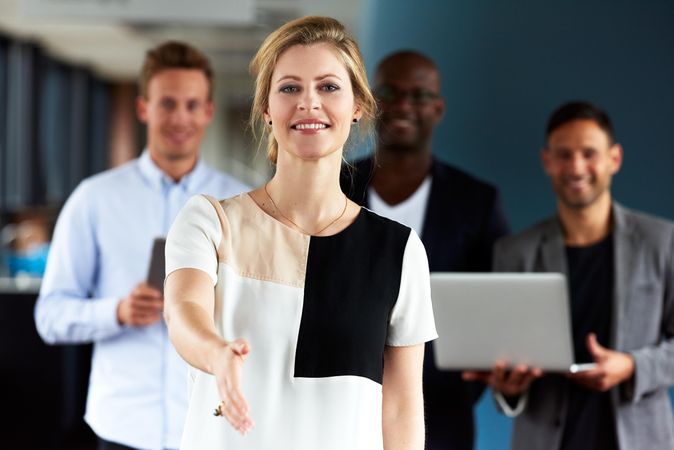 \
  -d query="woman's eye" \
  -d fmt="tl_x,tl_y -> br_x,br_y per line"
280,85 -> 299,93
321,84 -> 339,92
